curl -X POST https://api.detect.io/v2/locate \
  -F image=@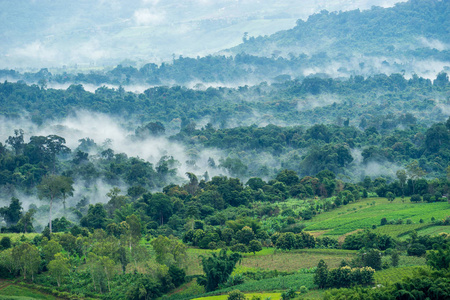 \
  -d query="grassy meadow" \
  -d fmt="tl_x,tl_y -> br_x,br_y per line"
303,197 -> 449,237
1,196 -> 447,300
